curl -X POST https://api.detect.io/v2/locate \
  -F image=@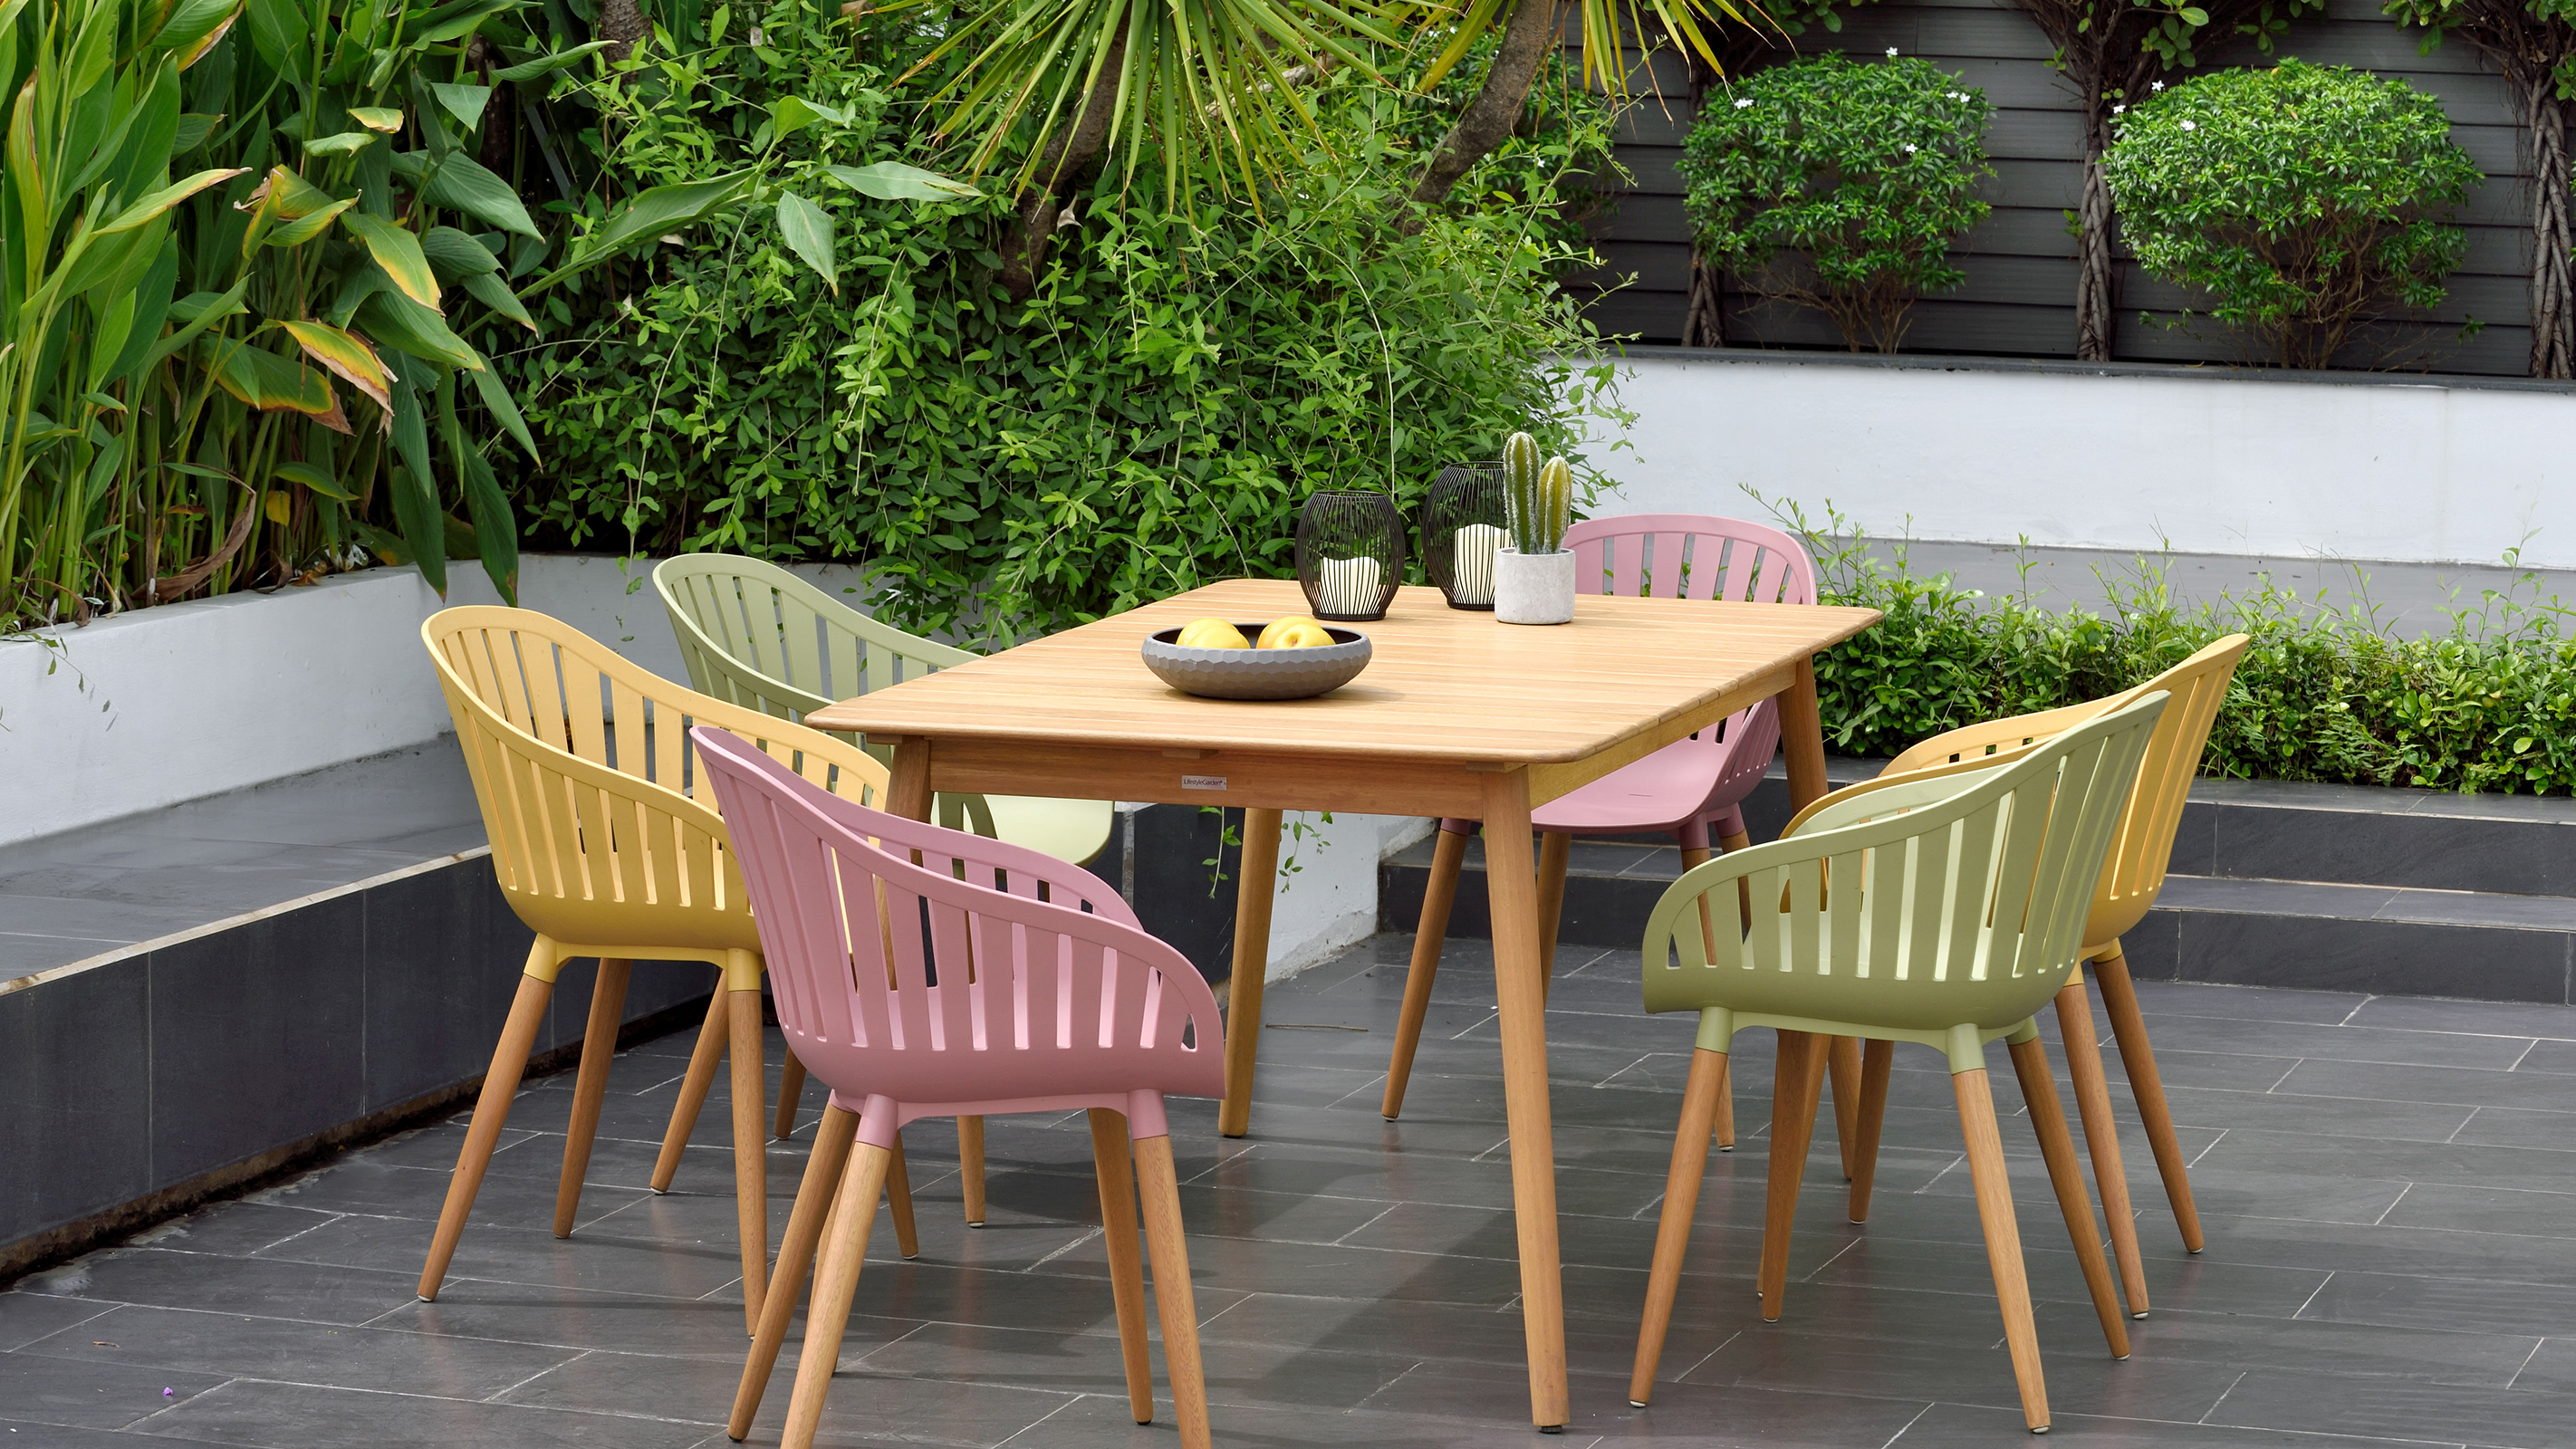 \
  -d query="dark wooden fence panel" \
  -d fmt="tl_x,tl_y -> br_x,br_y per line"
1564,0 -> 2543,374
